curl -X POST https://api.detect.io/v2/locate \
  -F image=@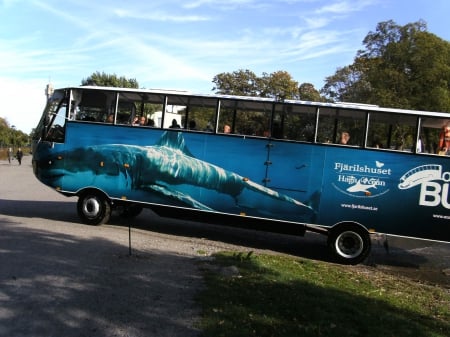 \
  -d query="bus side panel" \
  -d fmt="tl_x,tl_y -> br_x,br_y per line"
54,123 -> 316,225
38,122 -> 449,242
318,147 -> 450,242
